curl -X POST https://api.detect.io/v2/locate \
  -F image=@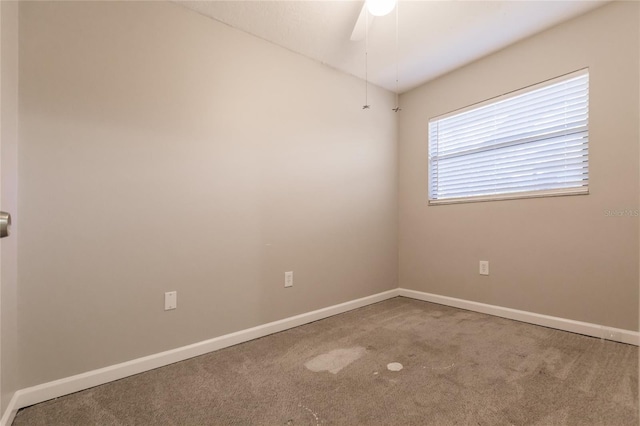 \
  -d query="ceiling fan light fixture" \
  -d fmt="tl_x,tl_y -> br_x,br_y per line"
366,0 -> 397,17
